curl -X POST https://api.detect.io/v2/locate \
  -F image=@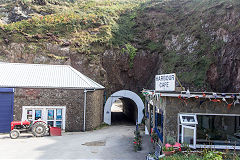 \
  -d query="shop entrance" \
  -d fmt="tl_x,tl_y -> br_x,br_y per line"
104,90 -> 144,125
